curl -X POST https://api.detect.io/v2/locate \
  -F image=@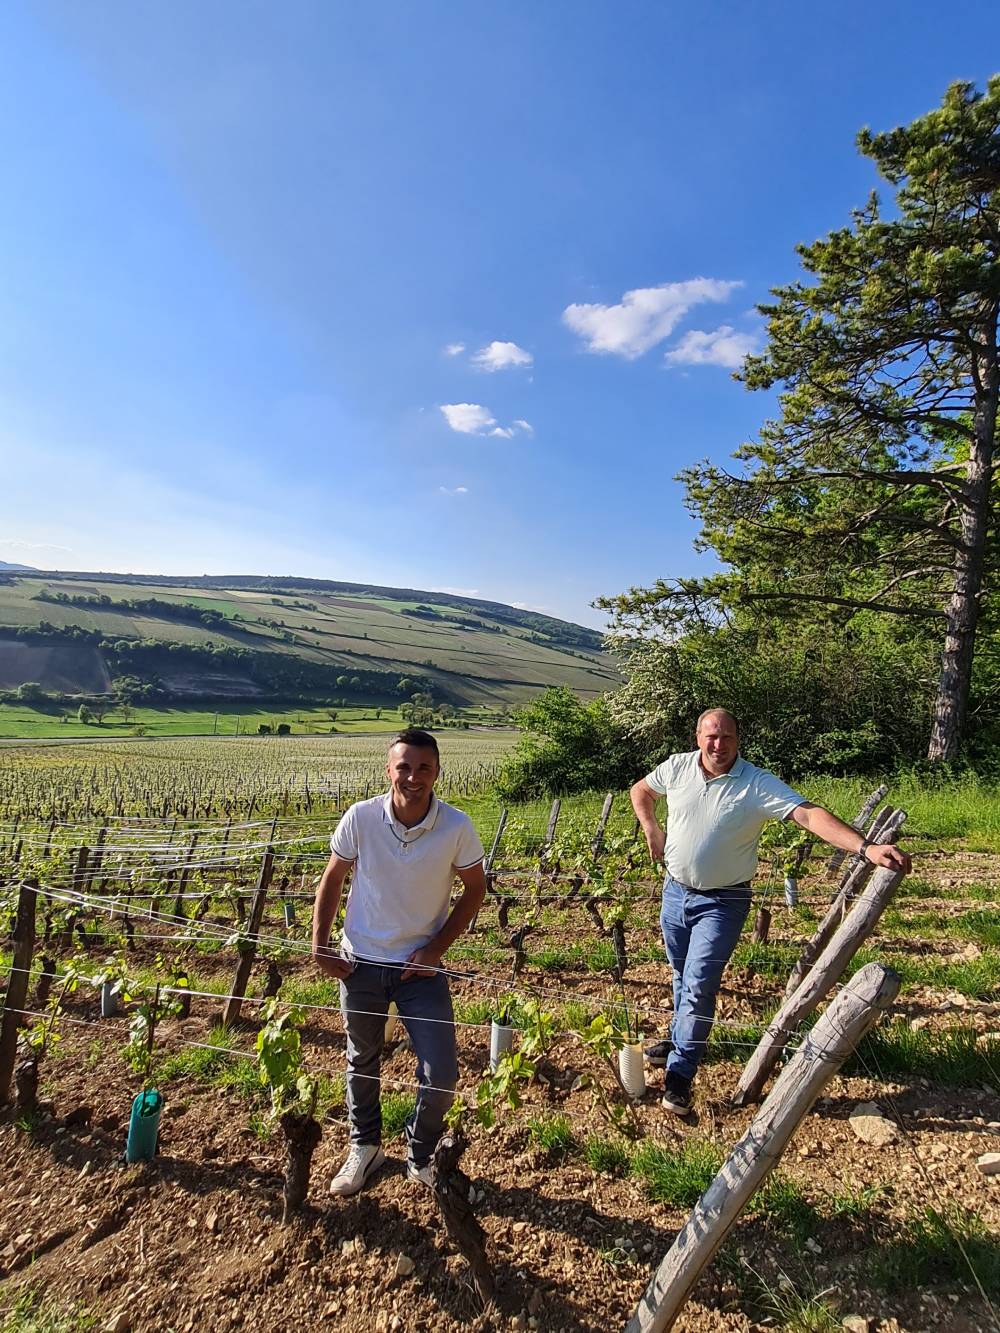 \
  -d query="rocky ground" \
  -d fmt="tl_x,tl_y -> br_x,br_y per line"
1,850 -> 998,1333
